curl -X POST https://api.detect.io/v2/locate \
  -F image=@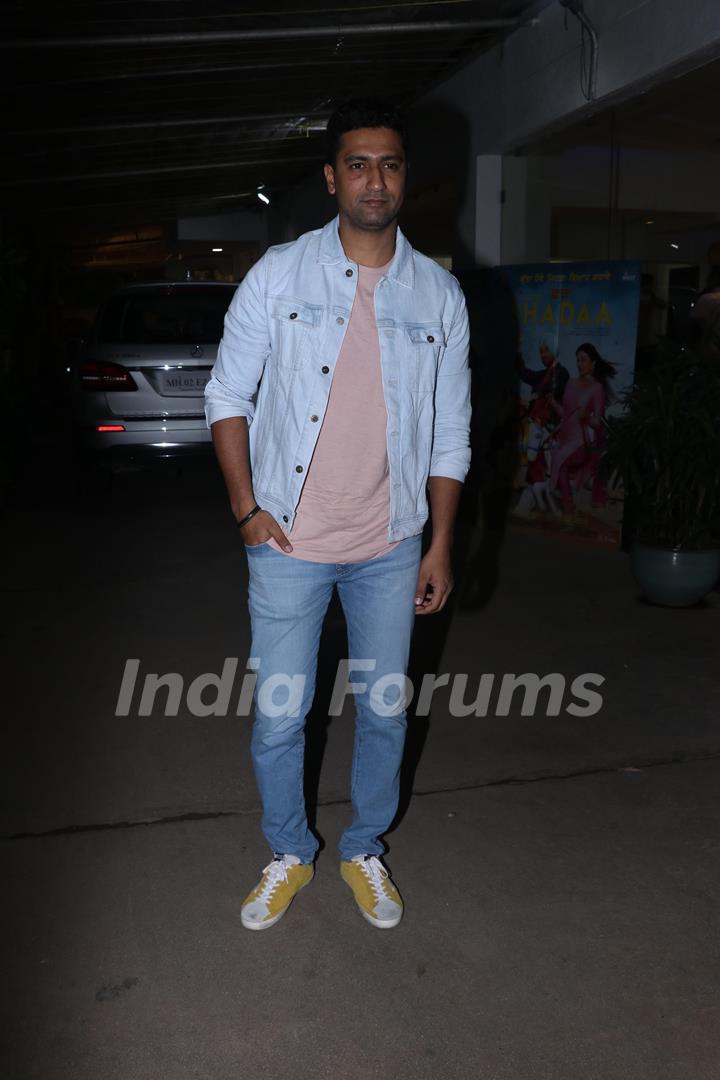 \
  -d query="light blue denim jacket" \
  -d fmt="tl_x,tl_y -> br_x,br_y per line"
204,216 -> 471,542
